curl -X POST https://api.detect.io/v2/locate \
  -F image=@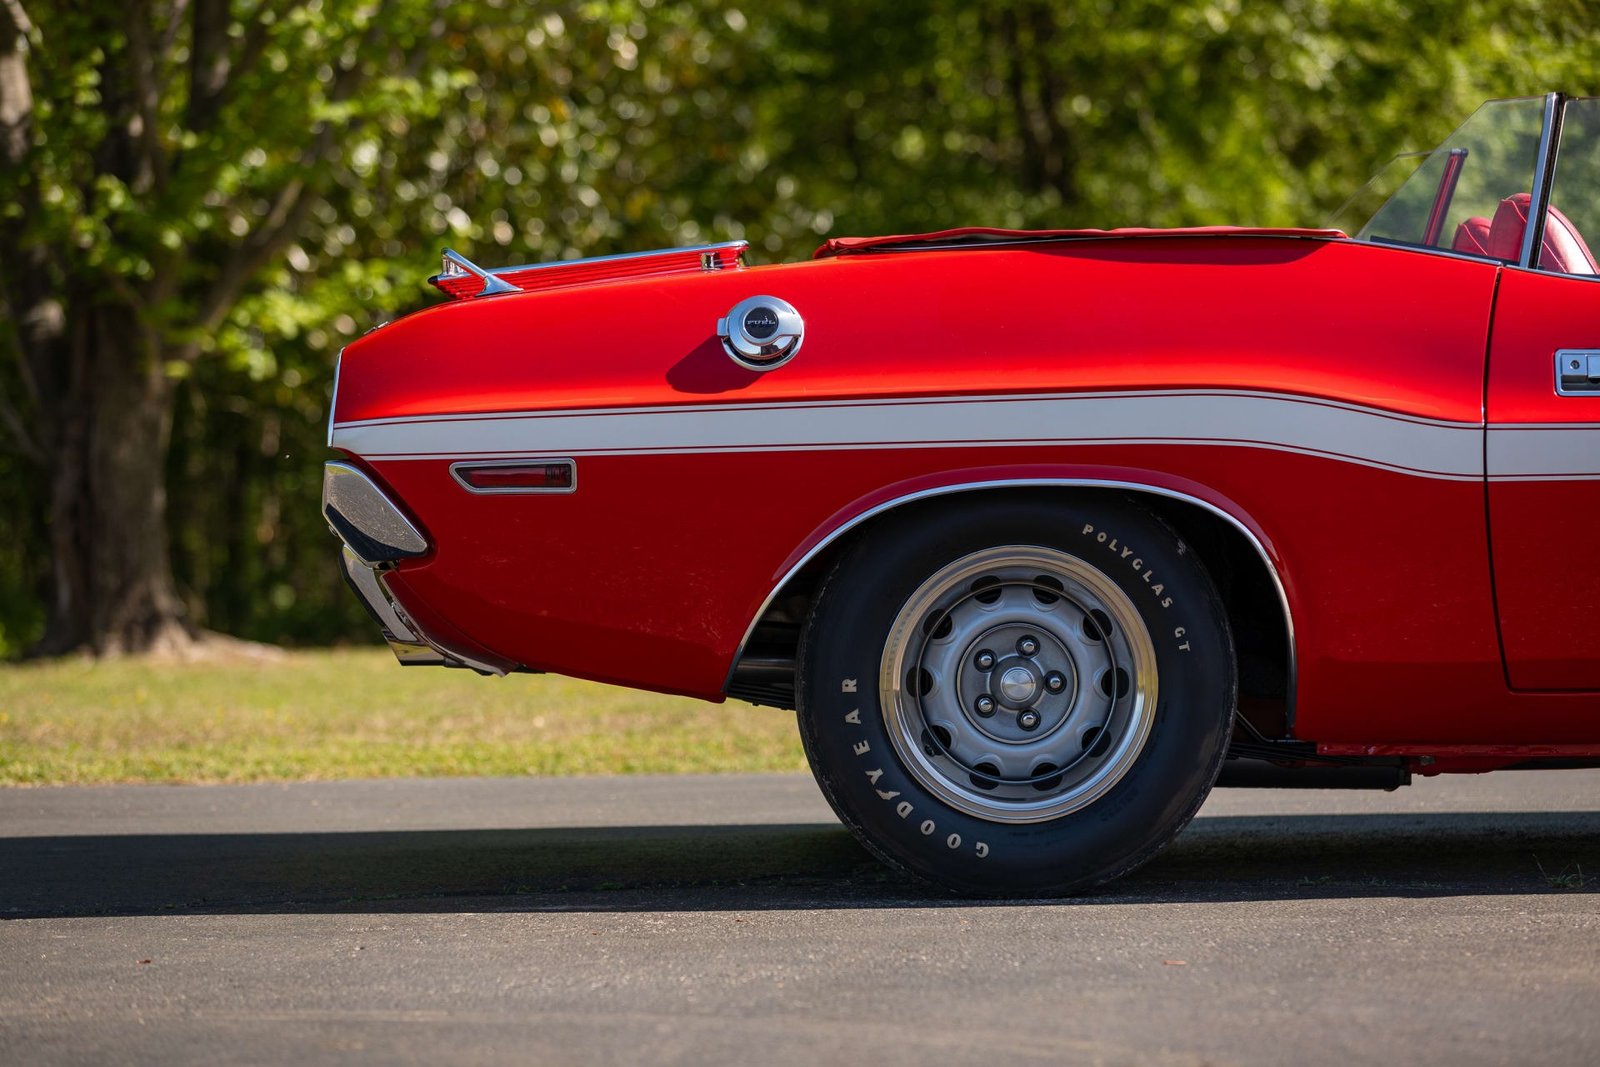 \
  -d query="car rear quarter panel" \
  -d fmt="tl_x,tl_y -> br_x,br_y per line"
332,236 -> 1599,744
